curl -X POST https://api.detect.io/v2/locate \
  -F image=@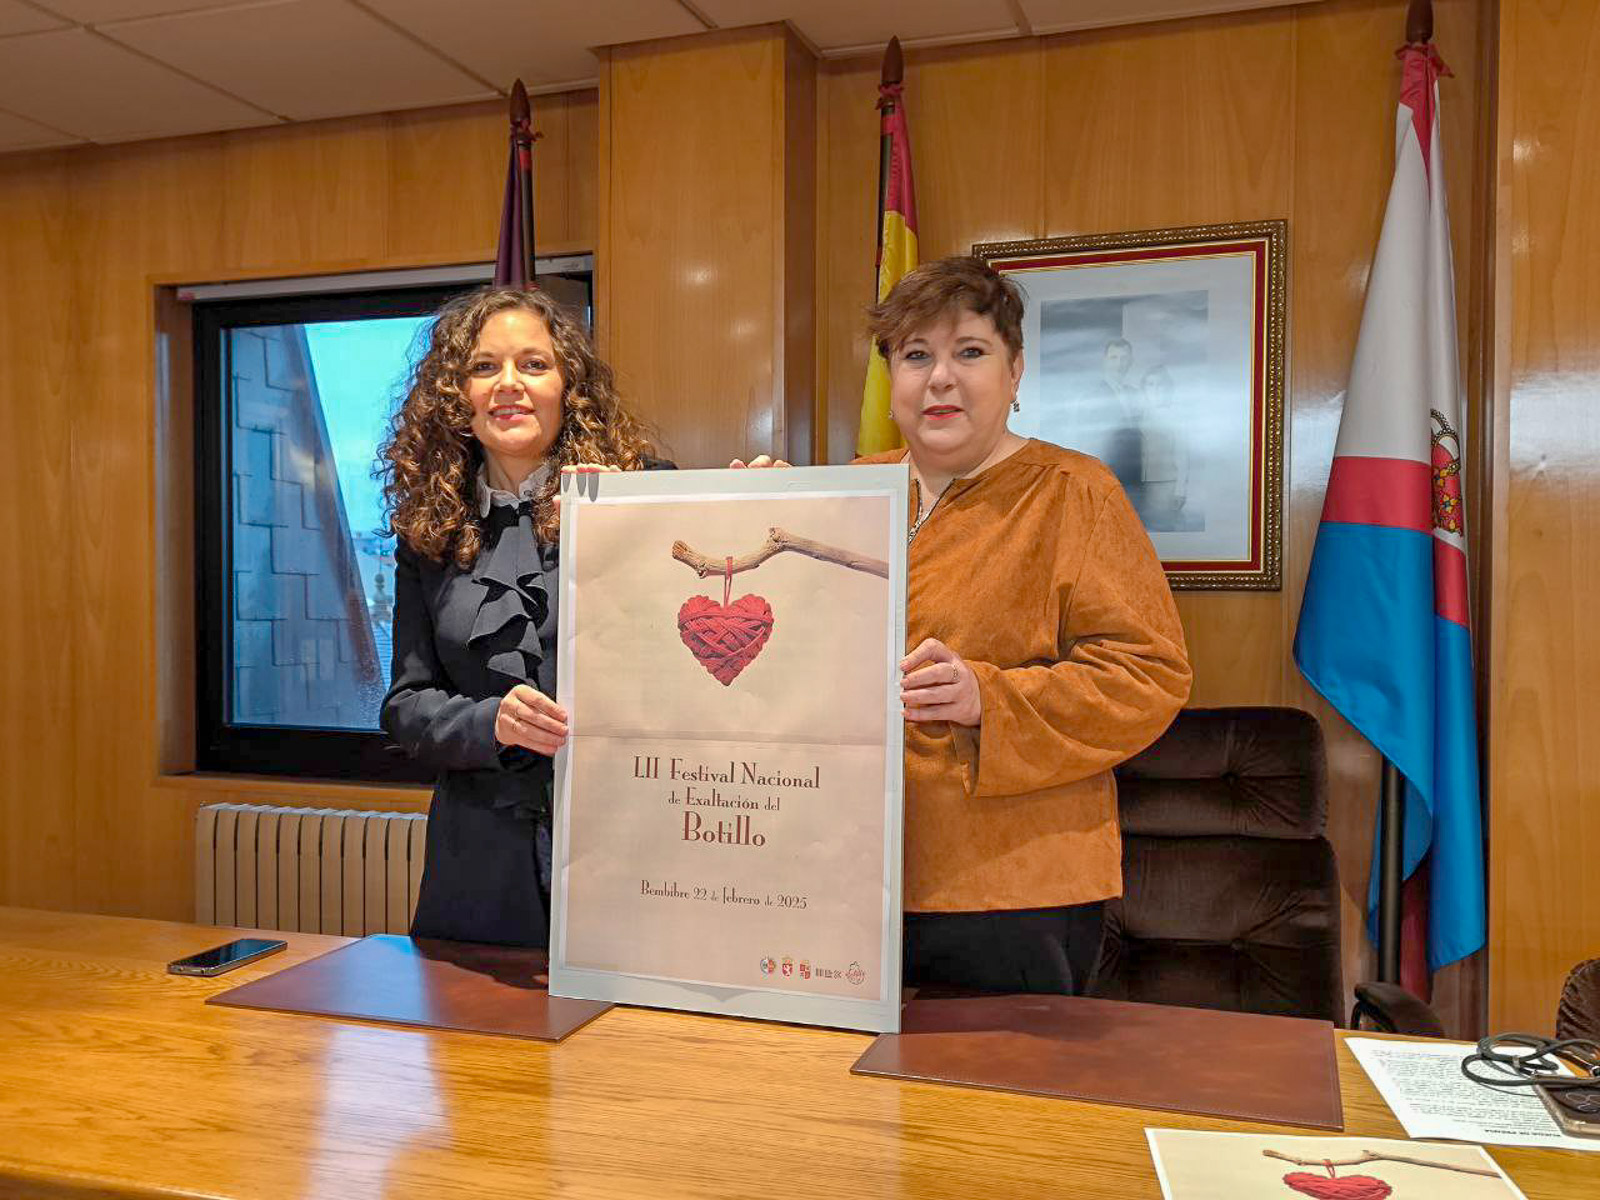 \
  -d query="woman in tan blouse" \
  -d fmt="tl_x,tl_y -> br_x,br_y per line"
744,256 -> 1191,994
